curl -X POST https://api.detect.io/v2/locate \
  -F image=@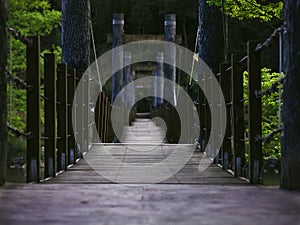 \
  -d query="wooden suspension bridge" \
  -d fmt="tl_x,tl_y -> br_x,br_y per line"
1,13 -> 300,225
